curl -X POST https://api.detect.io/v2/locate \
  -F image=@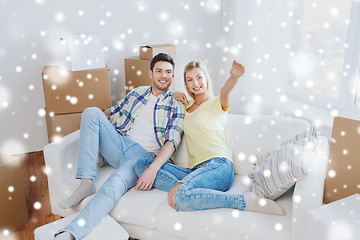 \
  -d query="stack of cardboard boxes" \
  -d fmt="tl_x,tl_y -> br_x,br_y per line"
42,43 -> 175,142
124,44 -> 176,93
42,66 -> 111,143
